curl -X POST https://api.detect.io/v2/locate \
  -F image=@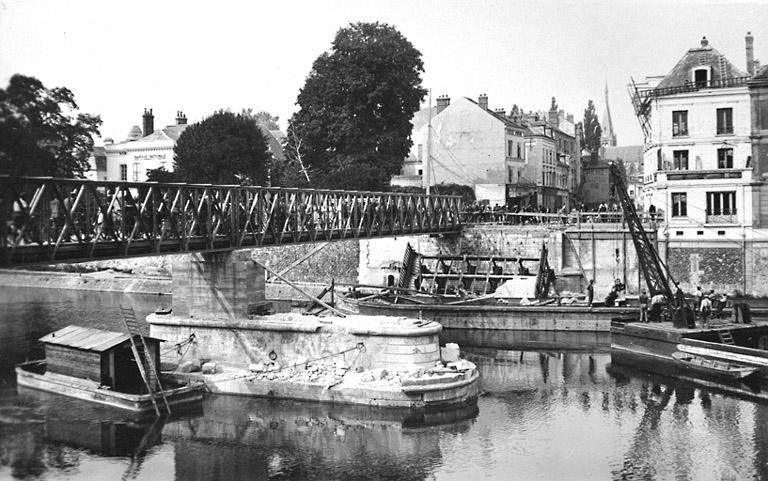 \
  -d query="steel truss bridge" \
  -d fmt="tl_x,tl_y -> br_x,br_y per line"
0,177 -> 462,266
